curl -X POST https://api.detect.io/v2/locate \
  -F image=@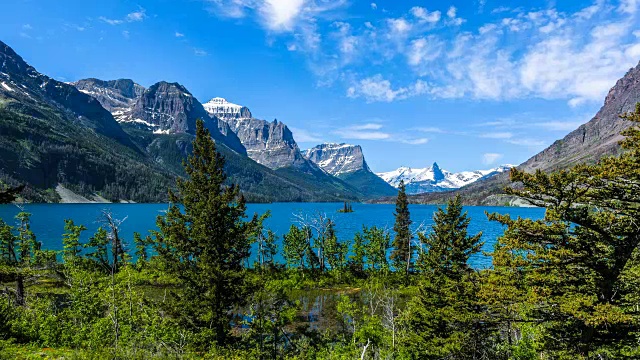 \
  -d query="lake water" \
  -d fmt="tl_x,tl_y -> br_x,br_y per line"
0,203 -> 545,269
